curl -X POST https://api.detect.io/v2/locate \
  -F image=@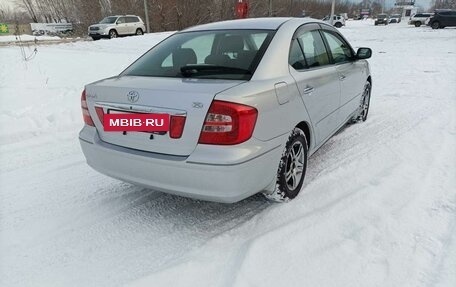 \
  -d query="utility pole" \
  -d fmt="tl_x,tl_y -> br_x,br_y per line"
330,0 -> 335,25
268,0 -> 273,16
143,0 -> 150,33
